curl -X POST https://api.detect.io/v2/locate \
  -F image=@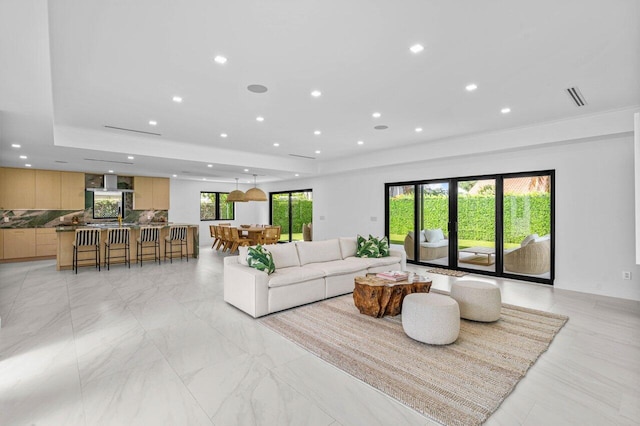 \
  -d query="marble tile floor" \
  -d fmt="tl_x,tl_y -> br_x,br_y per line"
0,253 -> 638,426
